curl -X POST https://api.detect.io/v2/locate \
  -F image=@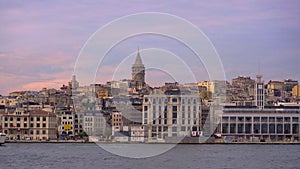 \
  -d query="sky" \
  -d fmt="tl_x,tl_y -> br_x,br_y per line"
1,0 -> 300,95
